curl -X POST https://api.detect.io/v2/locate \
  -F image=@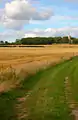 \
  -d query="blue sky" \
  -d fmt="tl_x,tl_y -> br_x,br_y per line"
0,0 -> 78,41
24,0 -> 78,29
